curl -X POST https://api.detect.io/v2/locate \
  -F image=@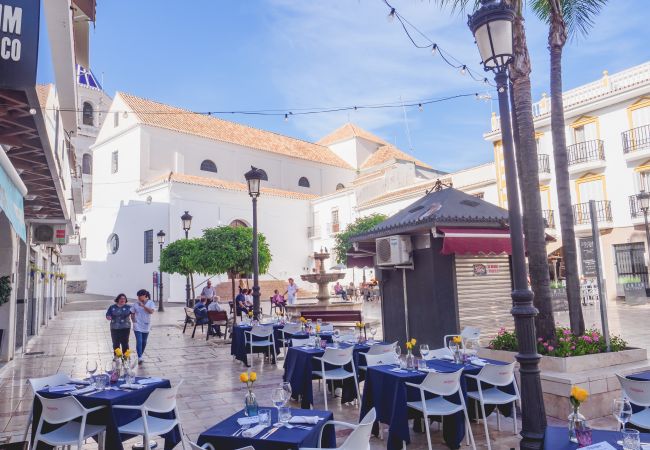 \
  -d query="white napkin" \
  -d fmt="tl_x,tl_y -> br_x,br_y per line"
438,355 -> 454,361
420,368 -> 438,373
137,377 -> 163,385
237,416 -> 260,426
642,445 -> 650,450
289,416 -> 320,424
470,359 -> 487,366
48,384 -> 77,393
120,383 -> 144,390
390,368 -> 408,373
242,424 -> 266,438
70,378 -> 91,385
577,442 -> 615,450
71,386 -> 96,395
